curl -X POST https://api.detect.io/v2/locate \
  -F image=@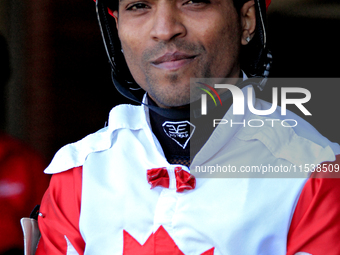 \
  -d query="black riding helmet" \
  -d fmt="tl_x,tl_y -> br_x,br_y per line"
95,0 -> 273,118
